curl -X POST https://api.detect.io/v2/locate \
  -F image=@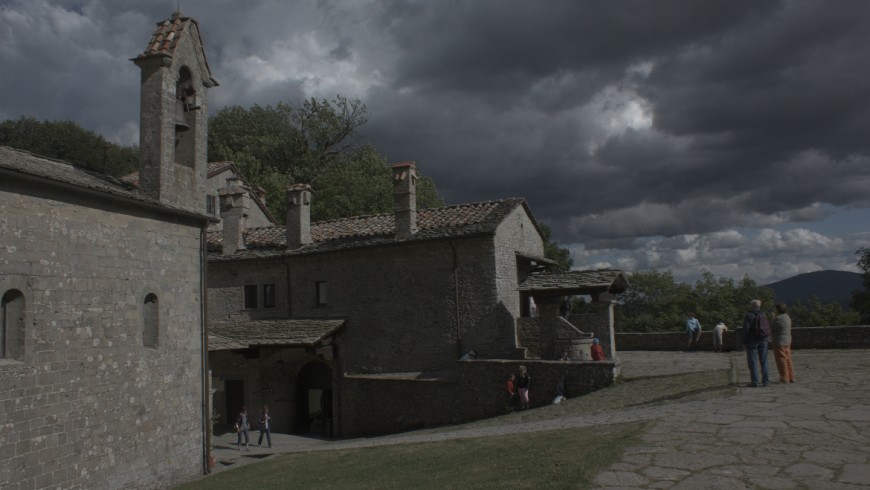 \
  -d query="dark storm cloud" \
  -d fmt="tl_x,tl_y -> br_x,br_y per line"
2,0 -> 869,282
